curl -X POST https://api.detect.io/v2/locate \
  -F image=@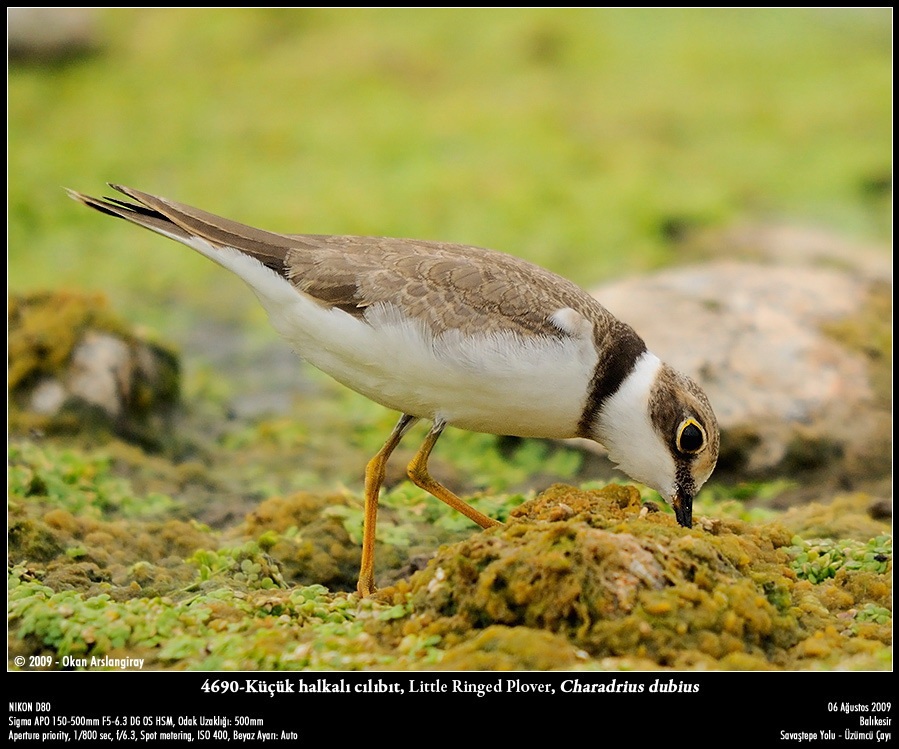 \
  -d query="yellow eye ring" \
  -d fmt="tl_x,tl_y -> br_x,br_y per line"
677,418 -> 706,454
